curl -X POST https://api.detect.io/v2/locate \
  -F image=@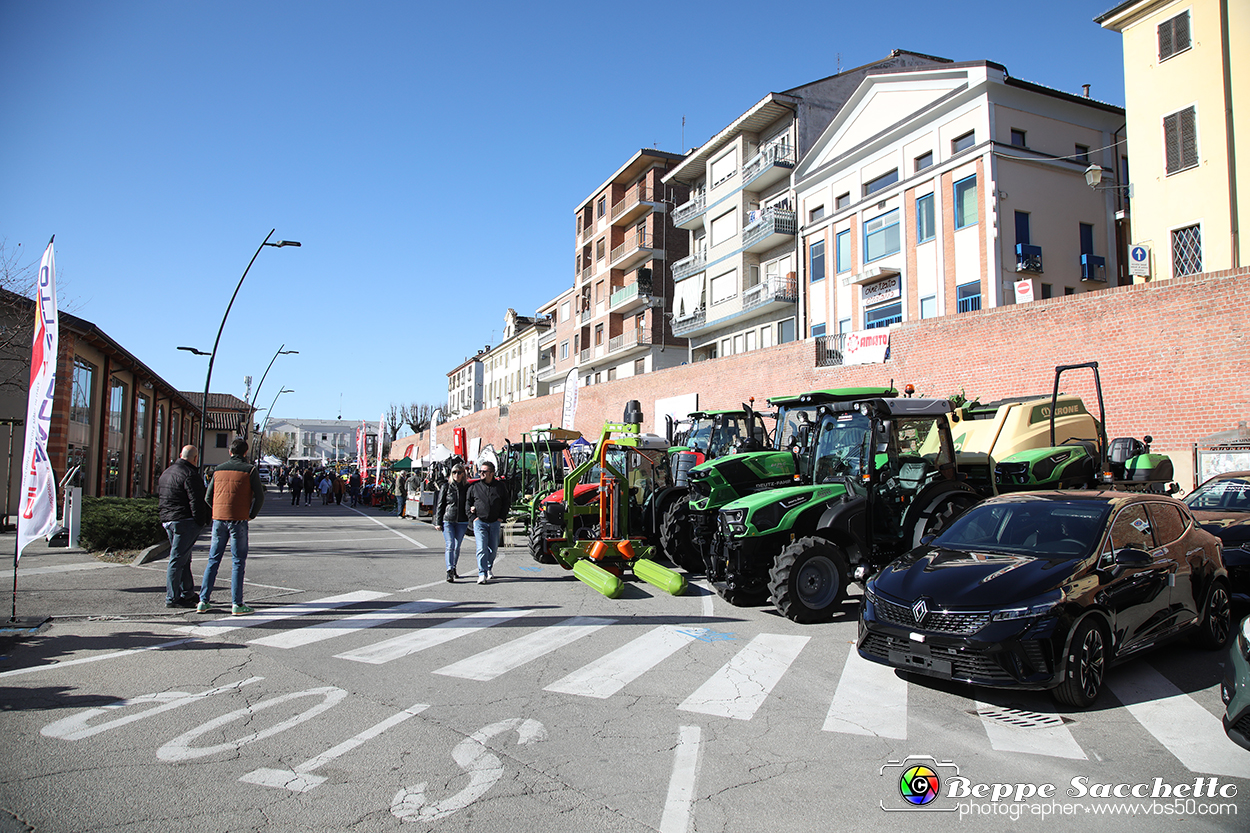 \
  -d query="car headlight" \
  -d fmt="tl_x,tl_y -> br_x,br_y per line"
991,593 -> 1061,622
720,508 -> 747,537
1239,616 -> 1250,659
863,583 -> 878,605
